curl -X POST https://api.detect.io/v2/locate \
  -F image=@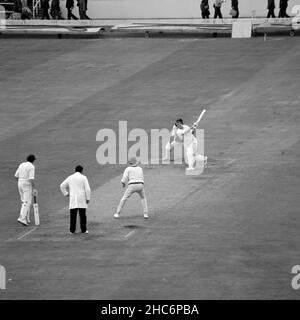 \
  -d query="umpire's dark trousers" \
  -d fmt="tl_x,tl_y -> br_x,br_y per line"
267,8 -> 276,18
70,208 -> 87,233
67,8 -> 78,20
214,7 -> 223,19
